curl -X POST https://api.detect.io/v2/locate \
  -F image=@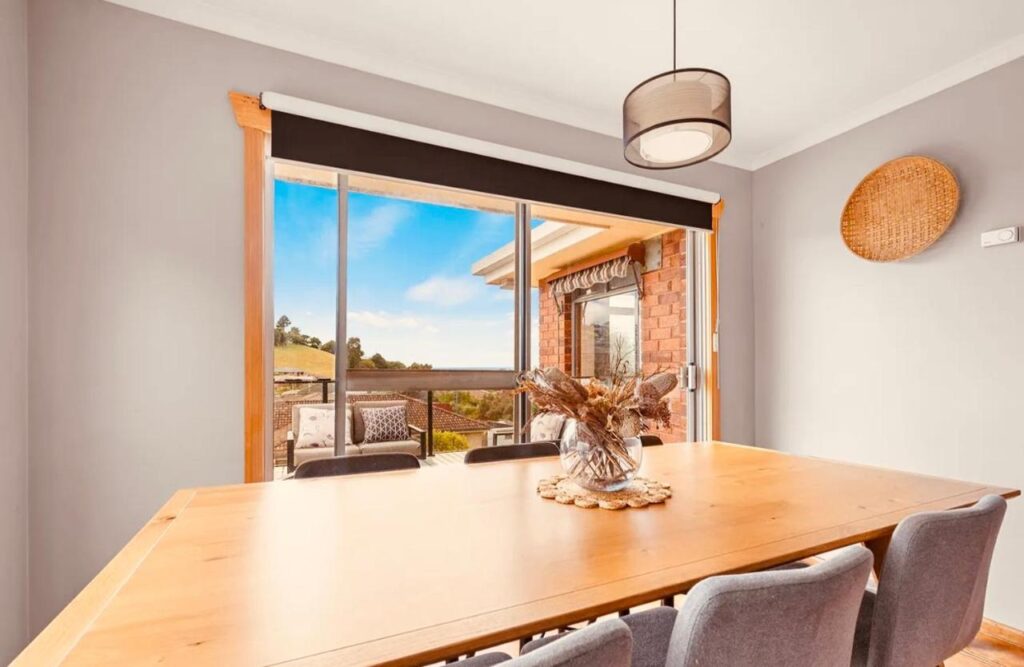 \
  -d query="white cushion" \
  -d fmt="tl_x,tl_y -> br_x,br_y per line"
296,405 -> 353,448
529,412 -> 565,441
